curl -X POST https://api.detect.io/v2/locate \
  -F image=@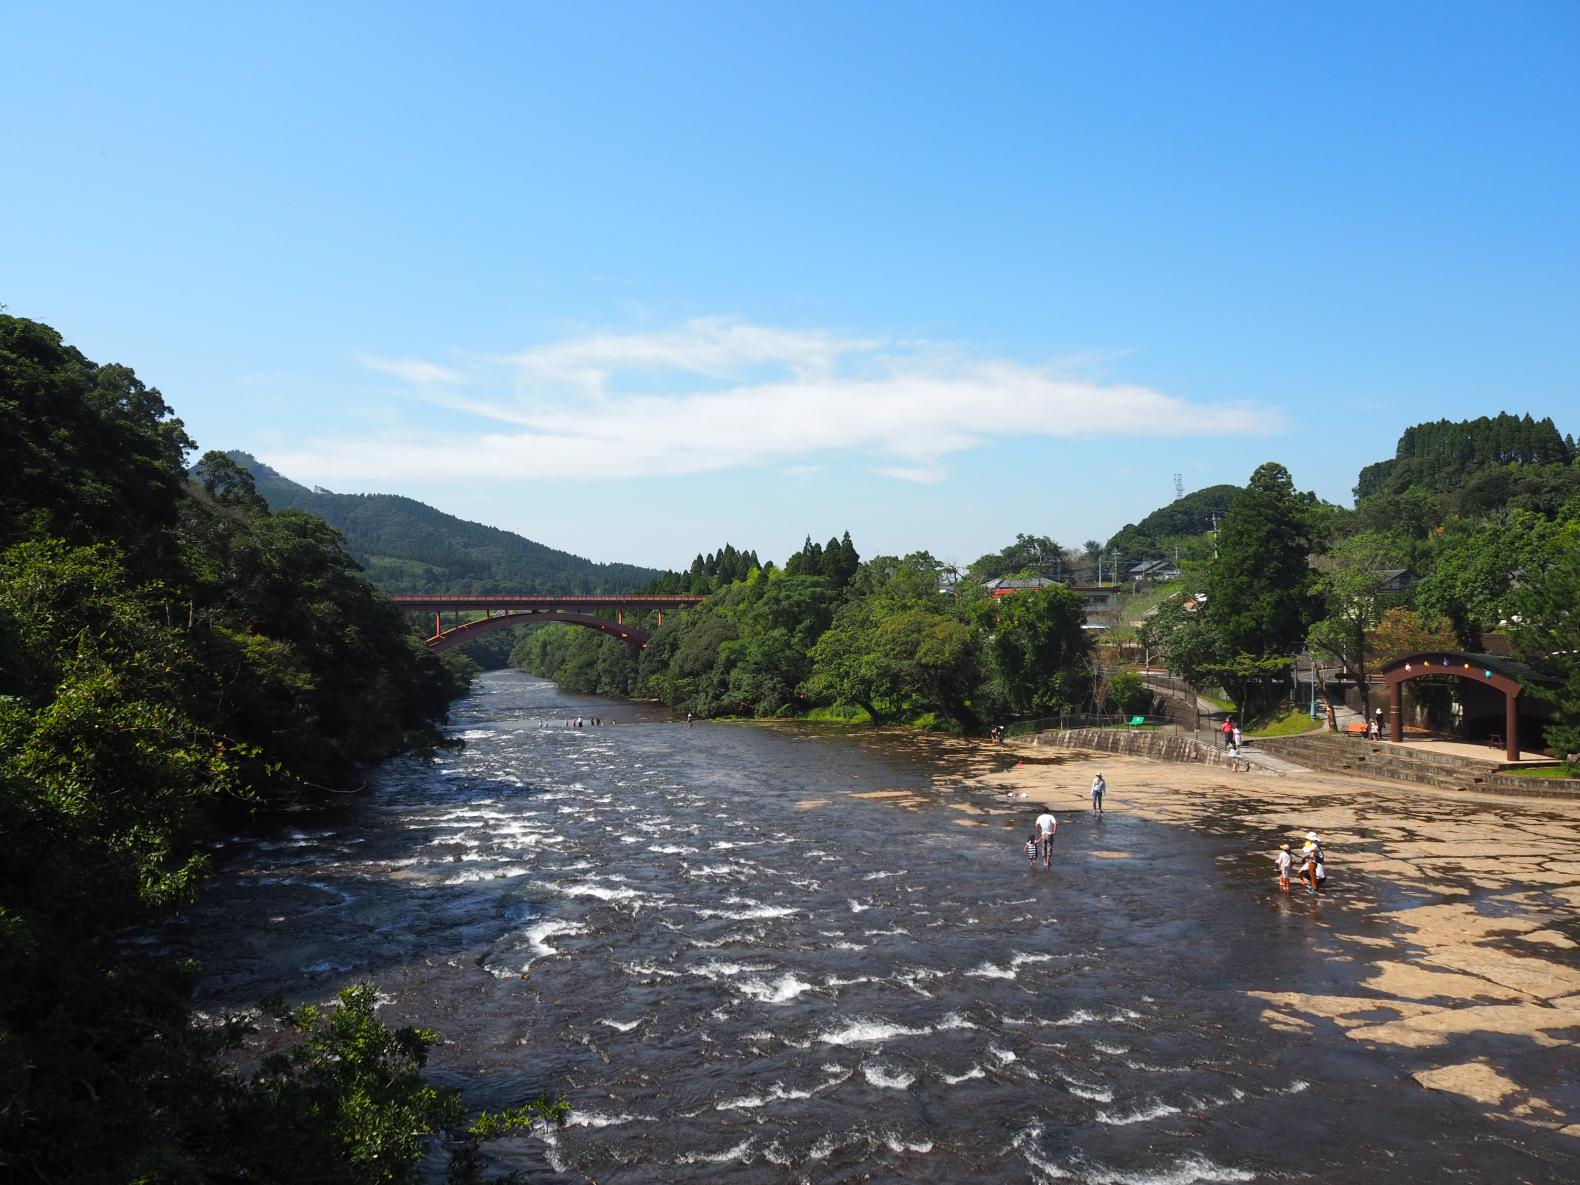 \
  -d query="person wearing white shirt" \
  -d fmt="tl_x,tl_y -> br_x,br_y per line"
1034,809 -> 1058,867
